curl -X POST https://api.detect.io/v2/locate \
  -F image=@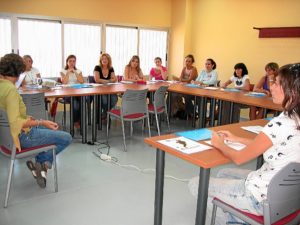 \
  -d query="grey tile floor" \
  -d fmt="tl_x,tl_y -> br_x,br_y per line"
0,115 -> 256,225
